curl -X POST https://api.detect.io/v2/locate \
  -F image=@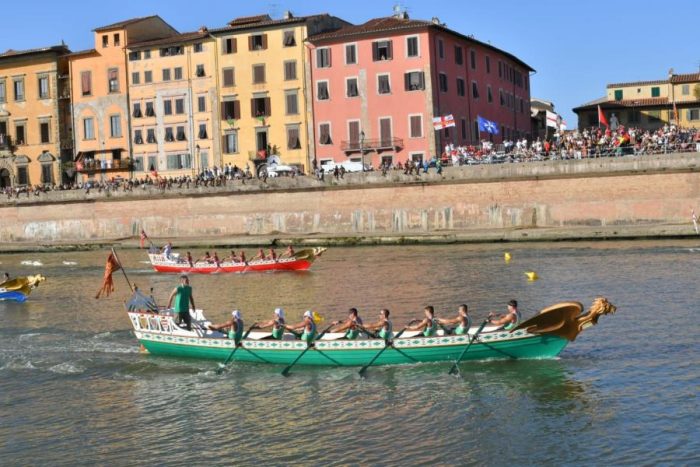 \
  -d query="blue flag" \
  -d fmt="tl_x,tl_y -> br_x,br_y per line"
477,116 -> 499,135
